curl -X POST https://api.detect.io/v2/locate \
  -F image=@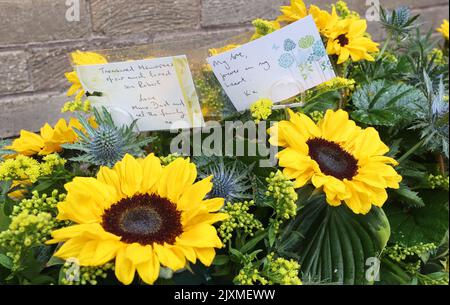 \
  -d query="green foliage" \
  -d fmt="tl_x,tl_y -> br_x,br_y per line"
386,190 -> 449,247
278,194 -> 390,284
351,80 -> 426,126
